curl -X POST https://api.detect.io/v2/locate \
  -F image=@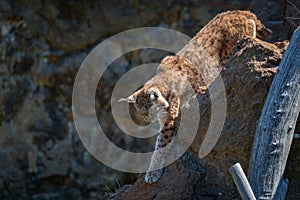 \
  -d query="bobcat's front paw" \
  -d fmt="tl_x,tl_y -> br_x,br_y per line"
145,169 -> 163,184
